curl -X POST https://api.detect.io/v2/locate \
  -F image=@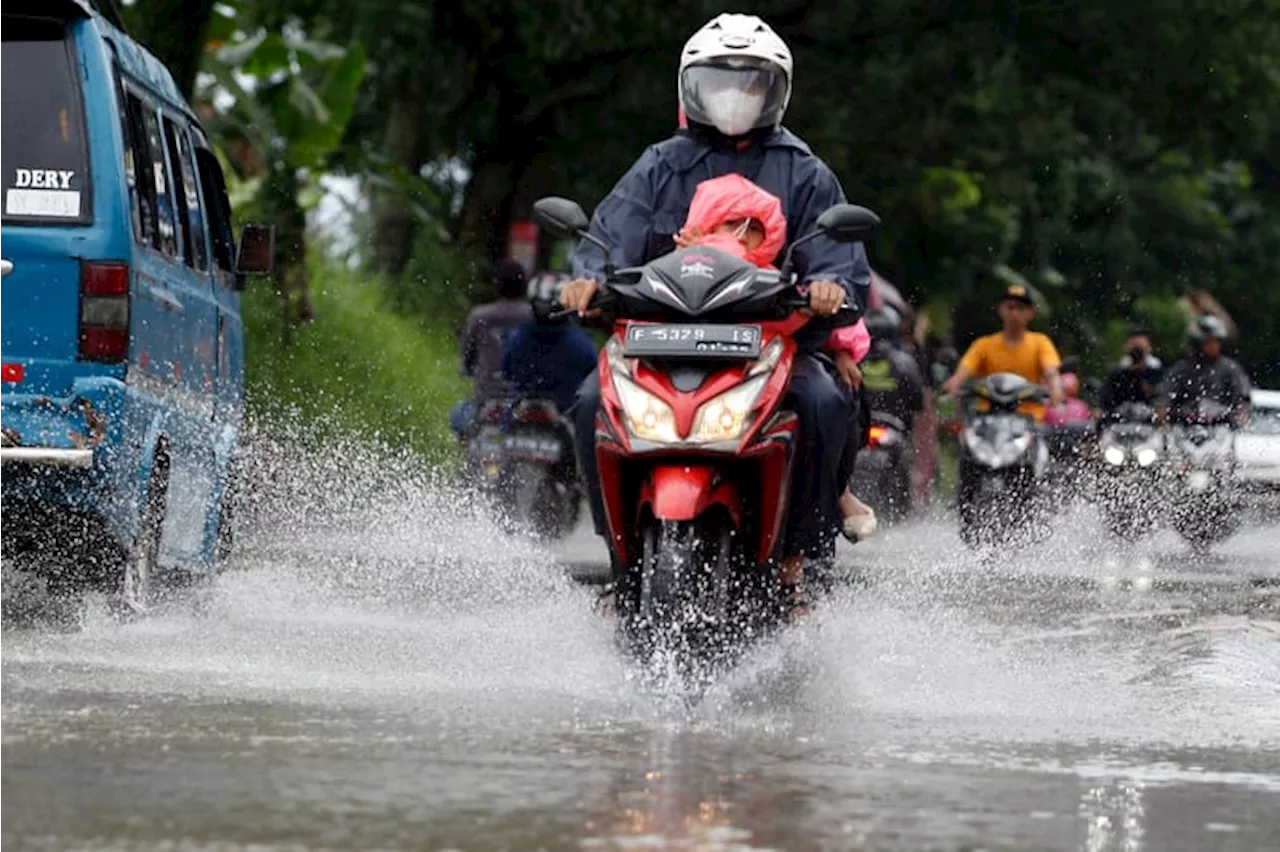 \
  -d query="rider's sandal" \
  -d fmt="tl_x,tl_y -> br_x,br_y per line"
841,508 -> 879,543
594,583 -> 617,617
781,581 -> 812,621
